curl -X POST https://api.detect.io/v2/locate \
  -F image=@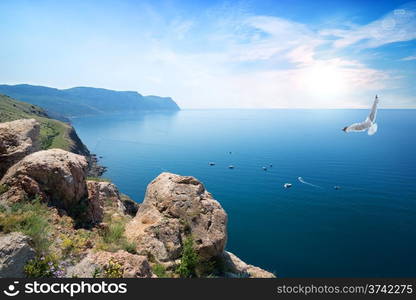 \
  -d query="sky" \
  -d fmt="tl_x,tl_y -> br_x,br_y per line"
0,0 -> 415,108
